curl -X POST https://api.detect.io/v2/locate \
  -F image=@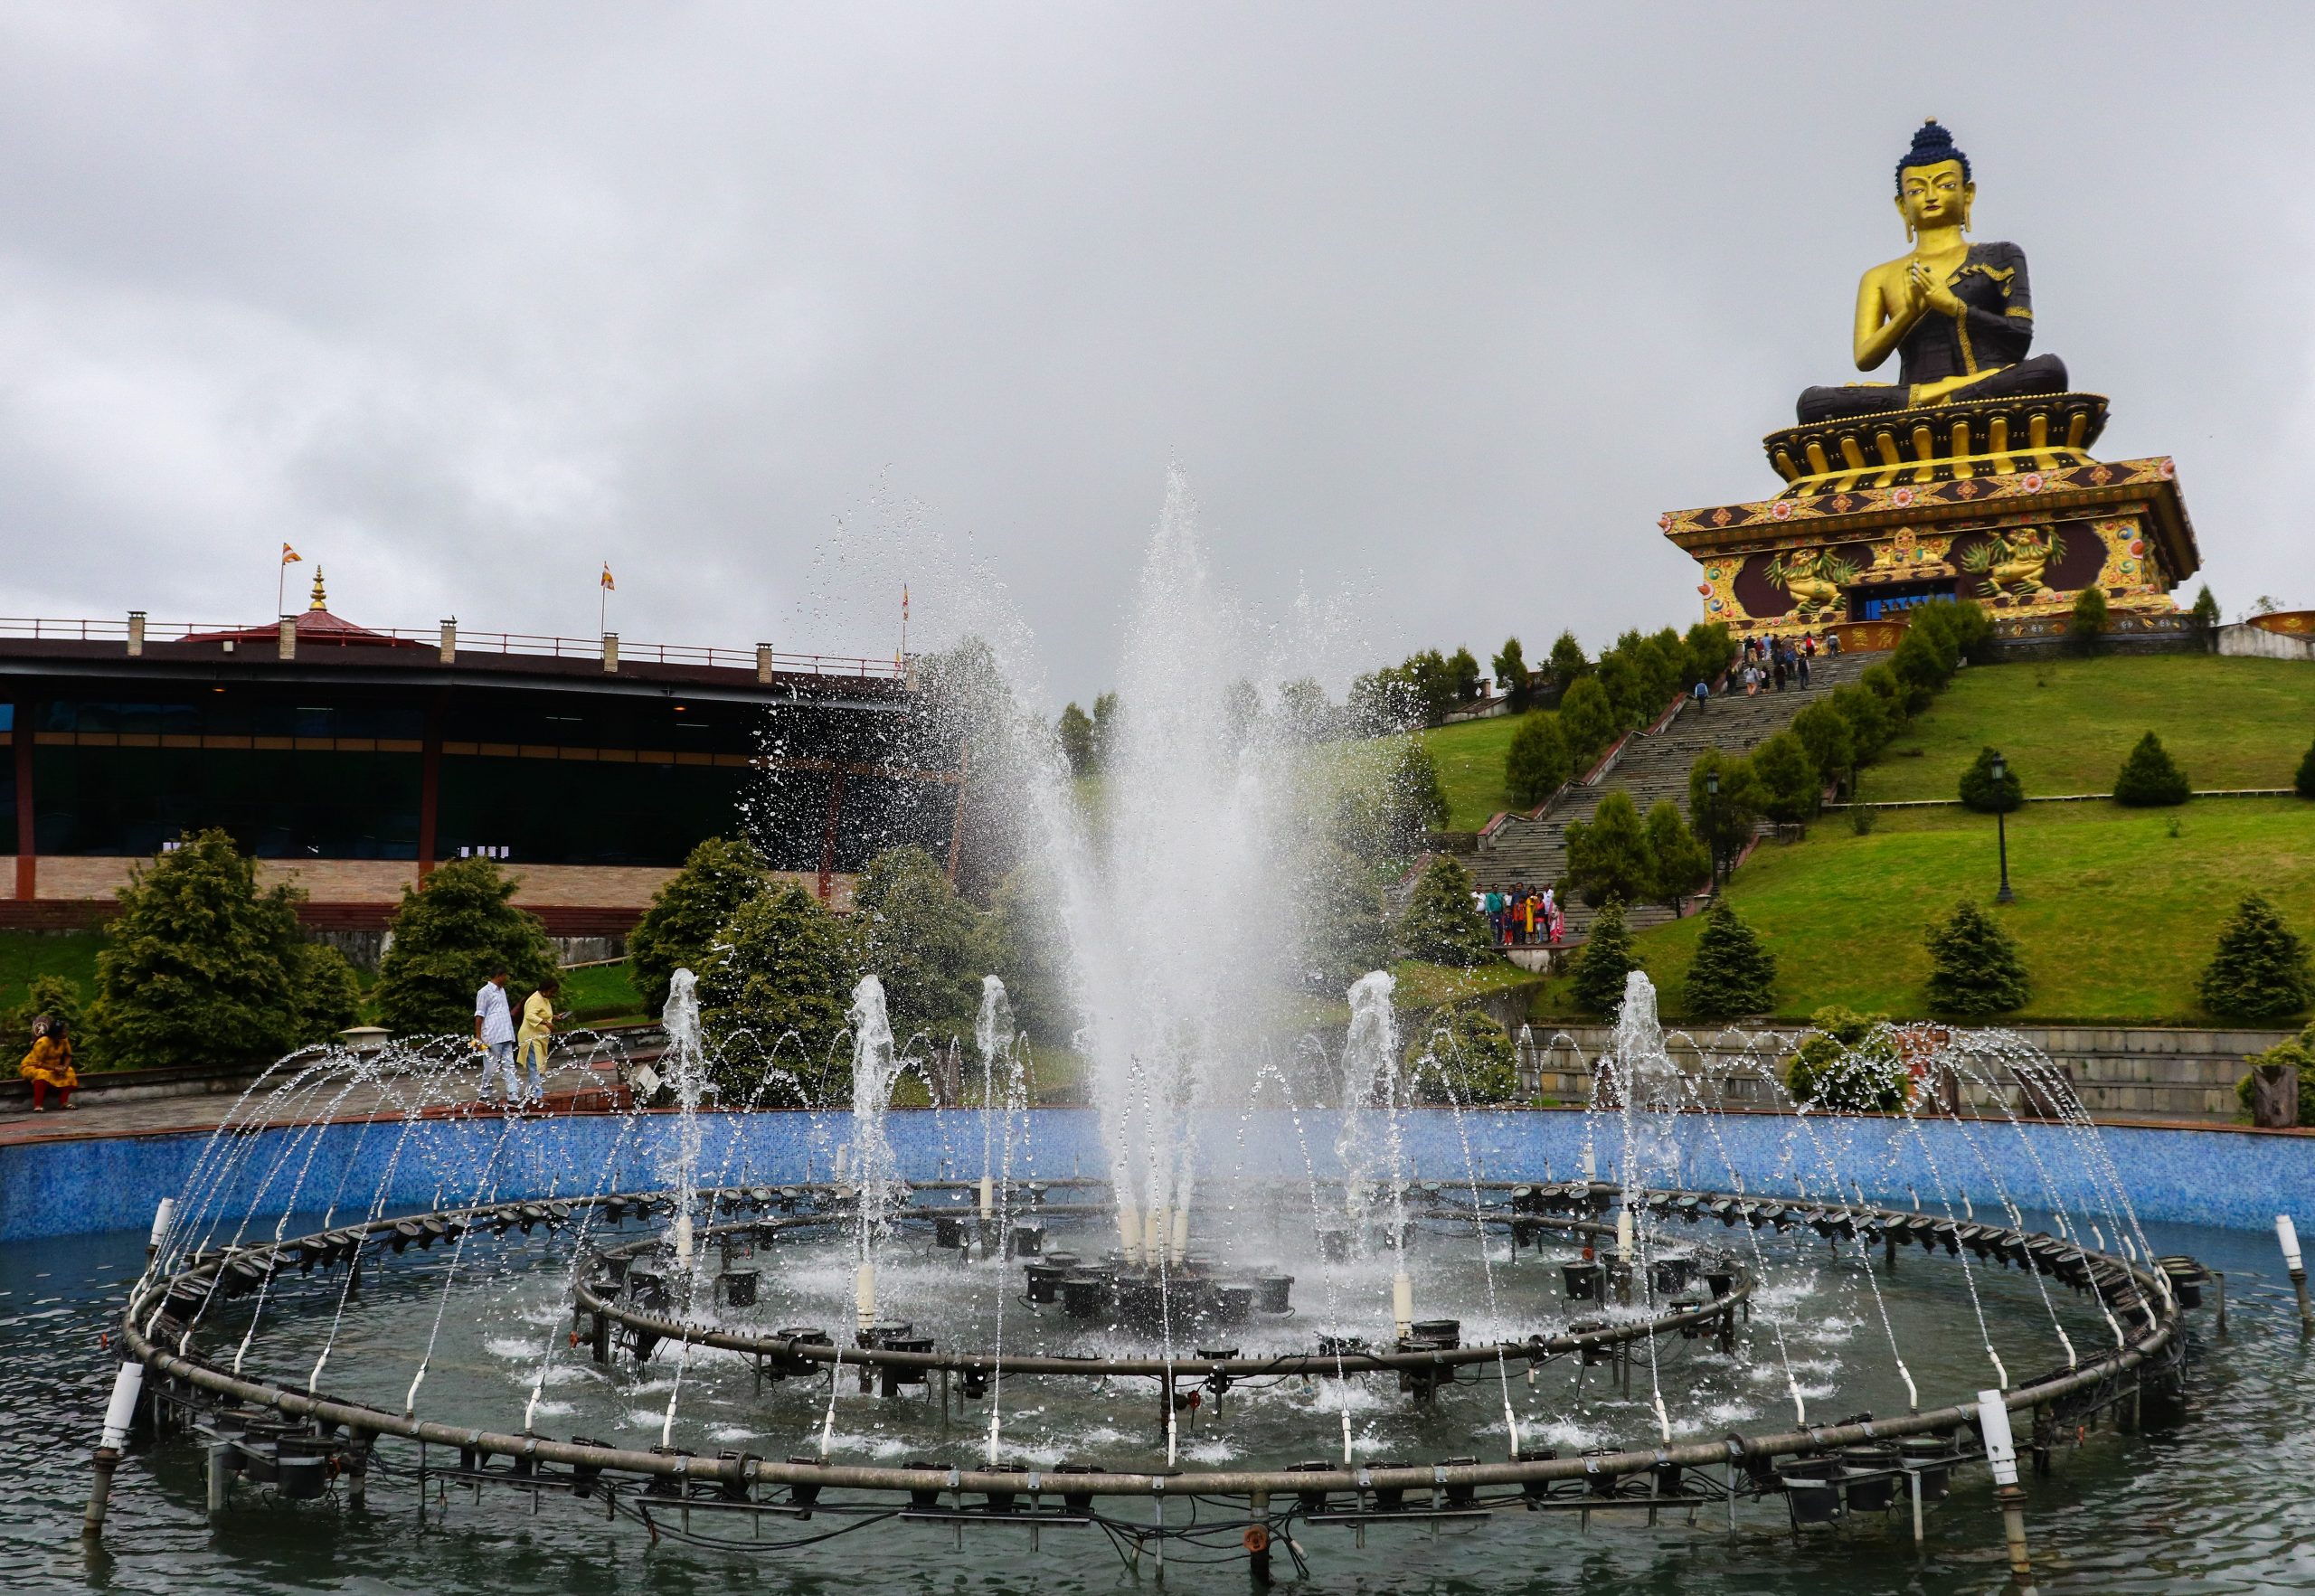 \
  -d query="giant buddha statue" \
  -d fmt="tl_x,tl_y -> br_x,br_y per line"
1797,120 -> 2069,424
1657,118 -> 2201,652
